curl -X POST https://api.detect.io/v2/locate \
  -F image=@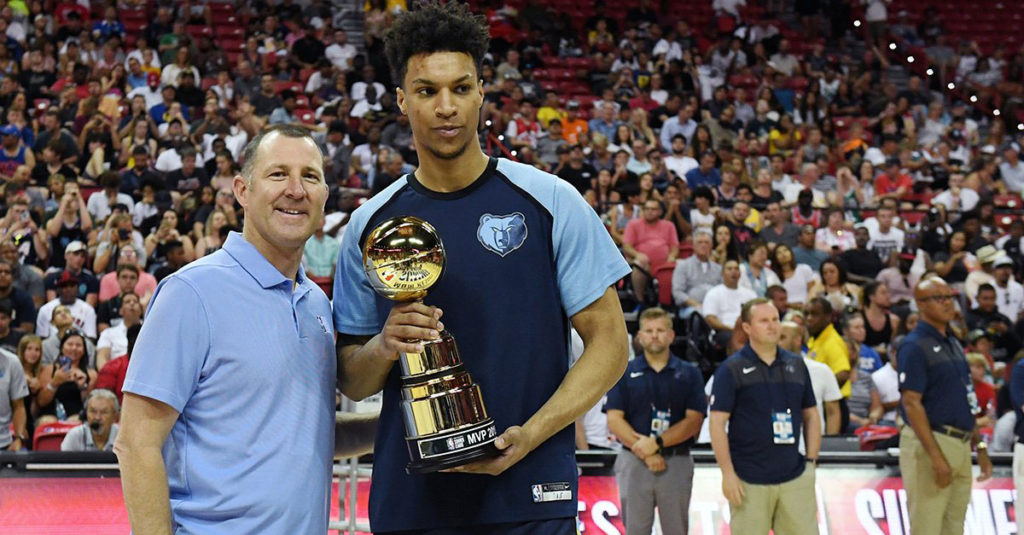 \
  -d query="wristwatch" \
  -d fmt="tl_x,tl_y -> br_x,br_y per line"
655,435 -> 664,452
977,441 -> 988,452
